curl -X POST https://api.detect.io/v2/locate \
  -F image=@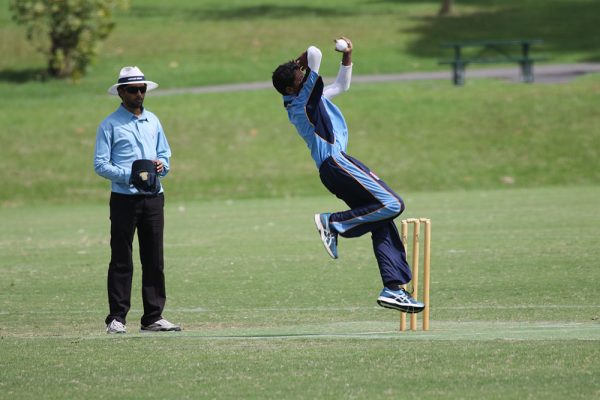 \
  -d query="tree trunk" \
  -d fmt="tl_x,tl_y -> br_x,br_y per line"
439,0 -> 453,16
48,34 -> 73,78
